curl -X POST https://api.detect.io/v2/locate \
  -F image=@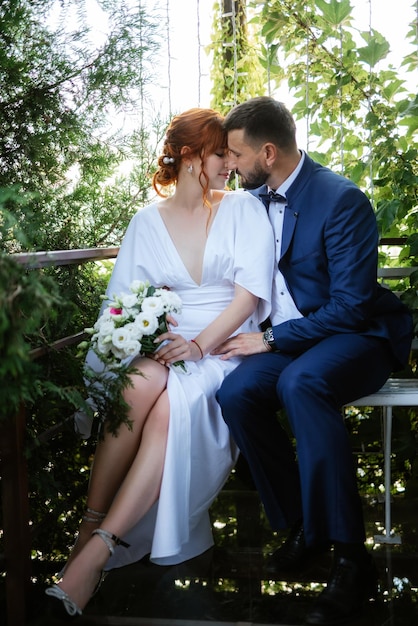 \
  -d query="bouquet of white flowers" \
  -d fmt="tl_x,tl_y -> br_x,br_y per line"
78,280 -> 186,437
85,280 -> 186,372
